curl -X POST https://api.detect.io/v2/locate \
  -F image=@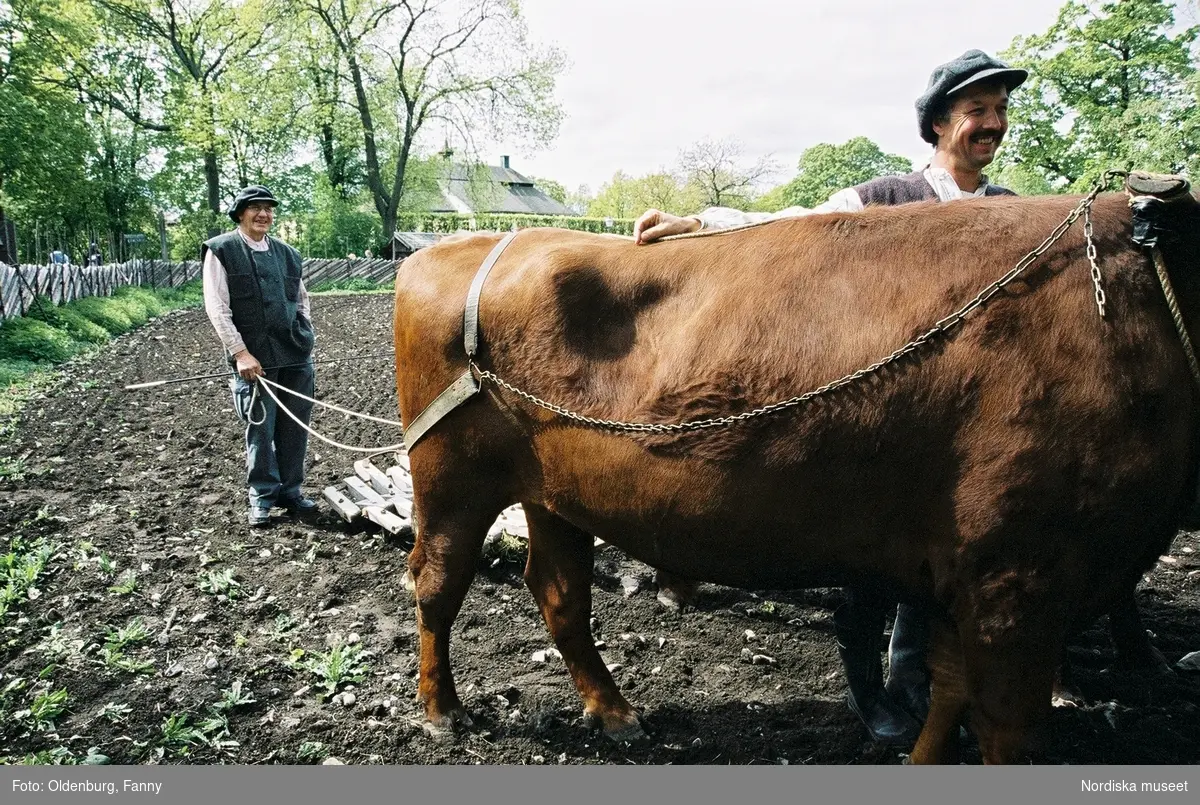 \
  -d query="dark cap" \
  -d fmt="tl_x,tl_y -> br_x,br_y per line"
916,49 -> 1028,145
227,185 -> 279,222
